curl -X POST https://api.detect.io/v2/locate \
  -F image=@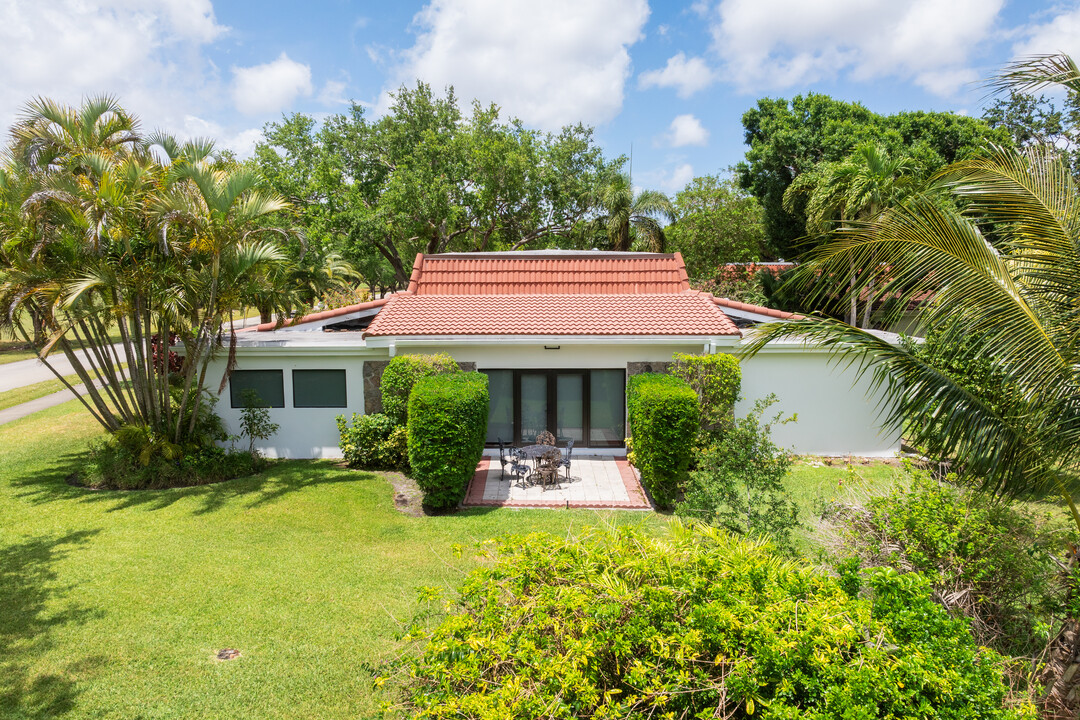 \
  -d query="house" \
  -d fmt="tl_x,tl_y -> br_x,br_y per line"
206,251 -> 901,458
